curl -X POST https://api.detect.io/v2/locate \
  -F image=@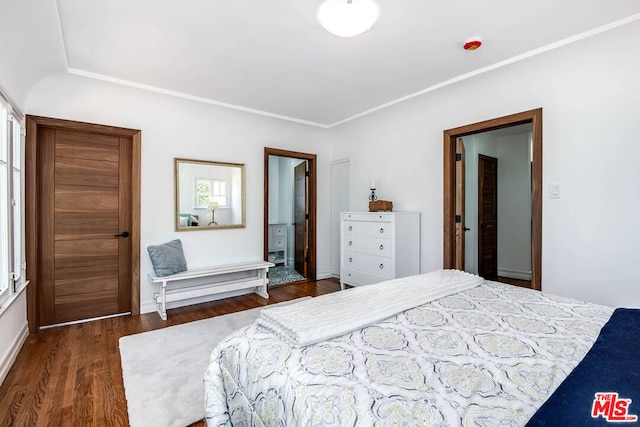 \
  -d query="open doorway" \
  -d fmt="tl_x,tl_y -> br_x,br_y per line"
443,109 -> 542,291
264,147 -> 317,285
